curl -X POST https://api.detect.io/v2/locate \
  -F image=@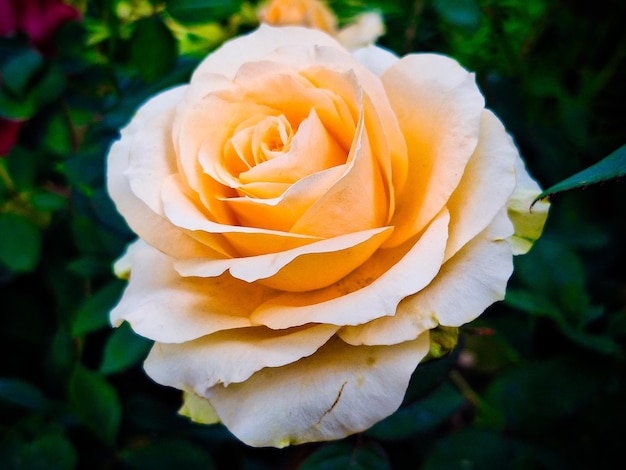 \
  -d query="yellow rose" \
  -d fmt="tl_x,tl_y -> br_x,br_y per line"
107,25 -> 549,448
